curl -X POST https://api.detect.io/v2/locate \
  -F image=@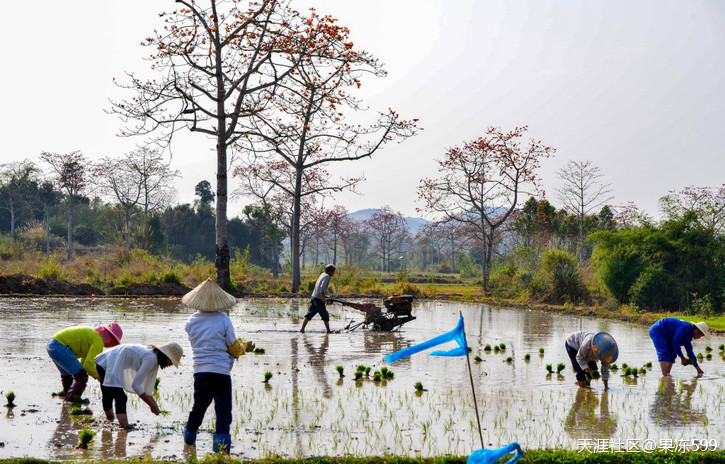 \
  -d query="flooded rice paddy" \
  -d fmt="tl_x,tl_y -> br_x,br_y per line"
0,297 -> 724,459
